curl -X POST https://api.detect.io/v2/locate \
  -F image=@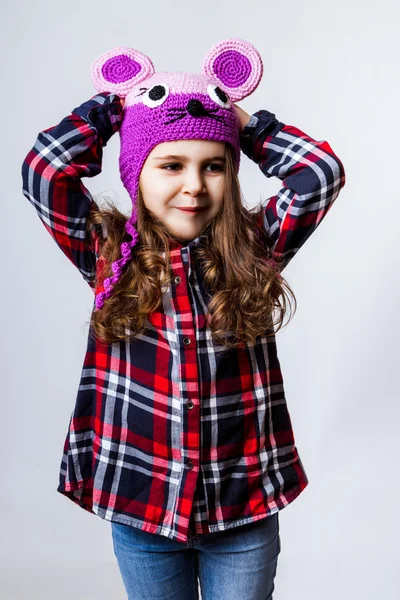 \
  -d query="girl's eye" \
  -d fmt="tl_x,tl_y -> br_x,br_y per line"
161,163 -> 224,172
